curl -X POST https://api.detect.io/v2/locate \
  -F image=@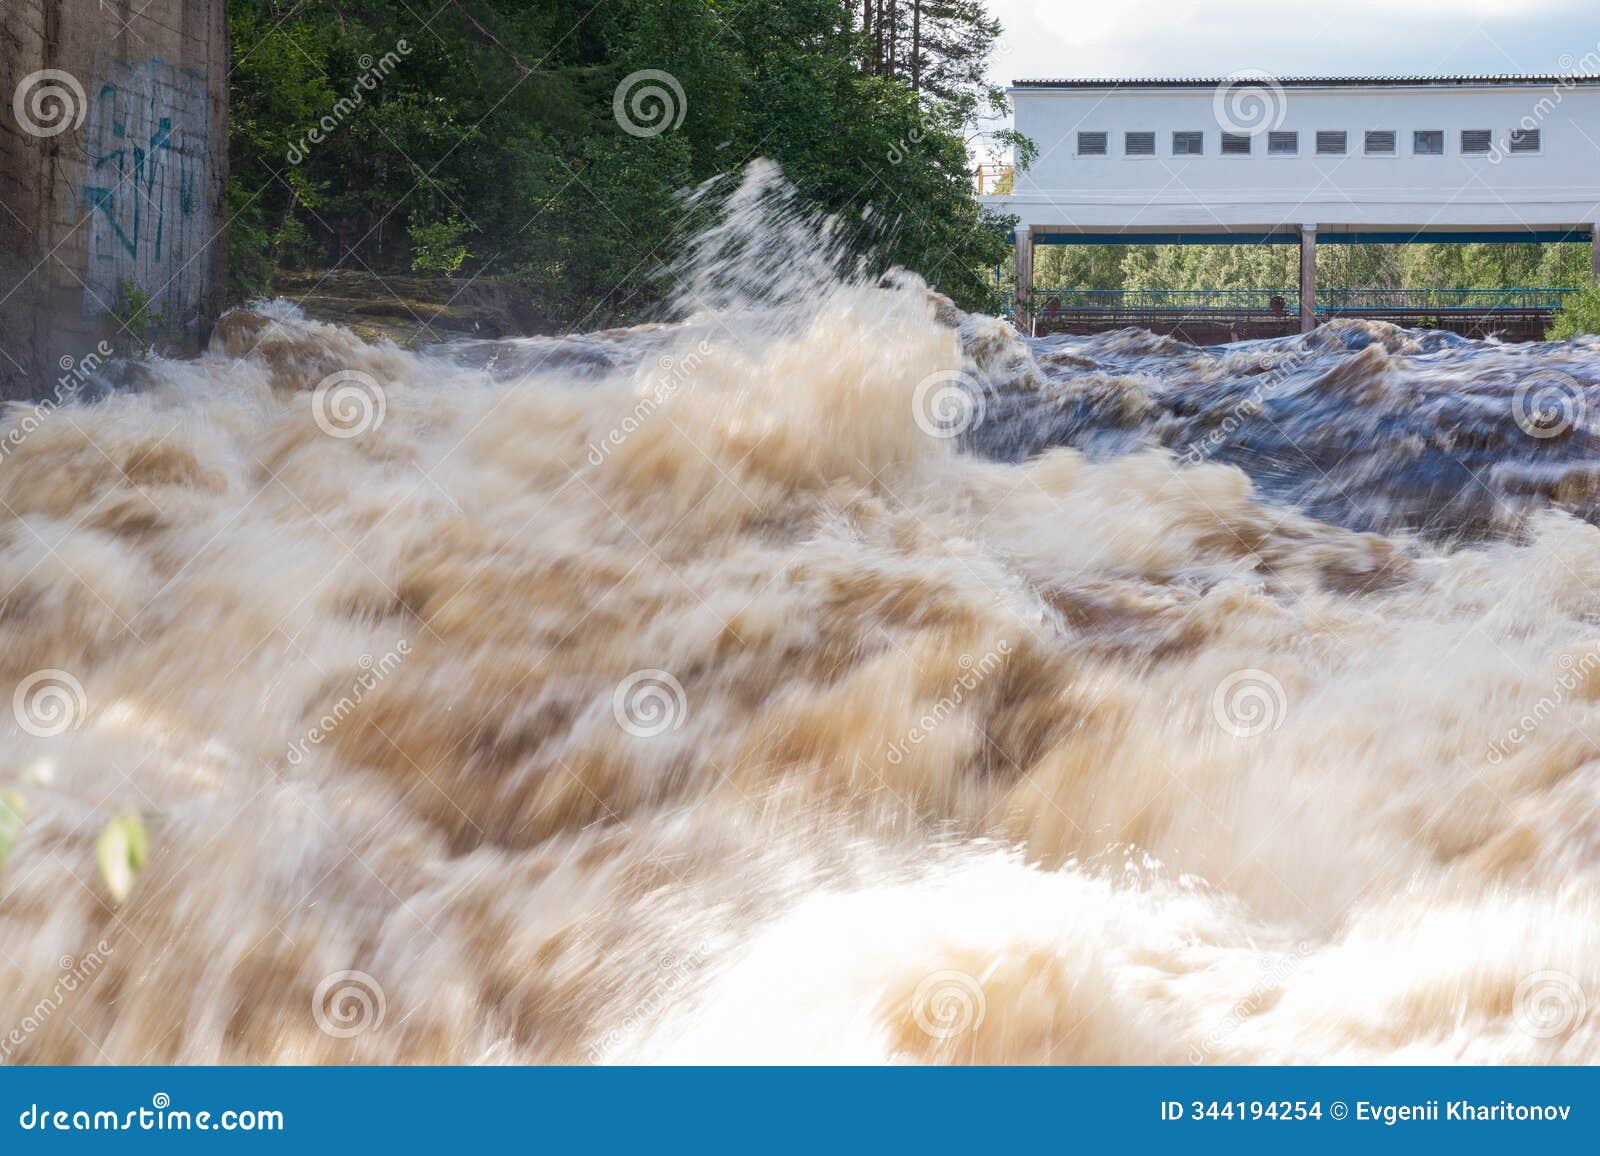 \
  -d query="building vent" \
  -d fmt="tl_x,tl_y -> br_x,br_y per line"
1509,128 -> 1541,152
1125,131 -> 1156,156
1172,131 -> 1204,155
1077,131 -> 1108,155
1414,130 -> 1444,155
1364,130 -> 1396,155
1268,131 -> 1298,155
1461,129 -> 1492,154
1316,130 -> 1347,155
1221,132 -> 1252,155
